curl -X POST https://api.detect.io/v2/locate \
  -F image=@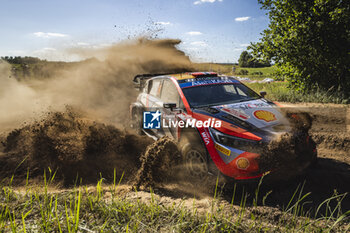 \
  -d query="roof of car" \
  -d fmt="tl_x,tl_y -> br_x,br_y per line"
168,72 -> 218,80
